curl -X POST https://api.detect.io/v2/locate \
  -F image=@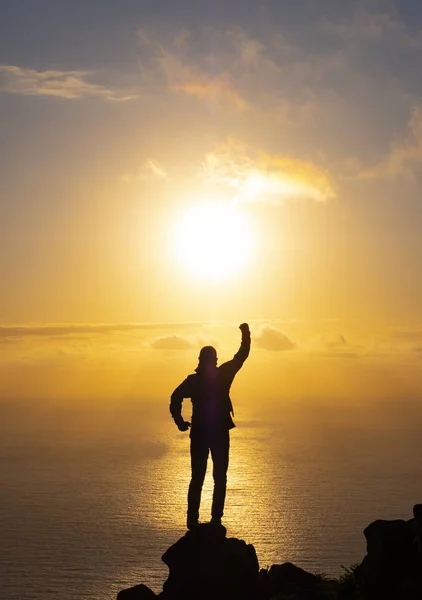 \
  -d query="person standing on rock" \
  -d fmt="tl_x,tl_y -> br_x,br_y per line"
170,323 -> 251,529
